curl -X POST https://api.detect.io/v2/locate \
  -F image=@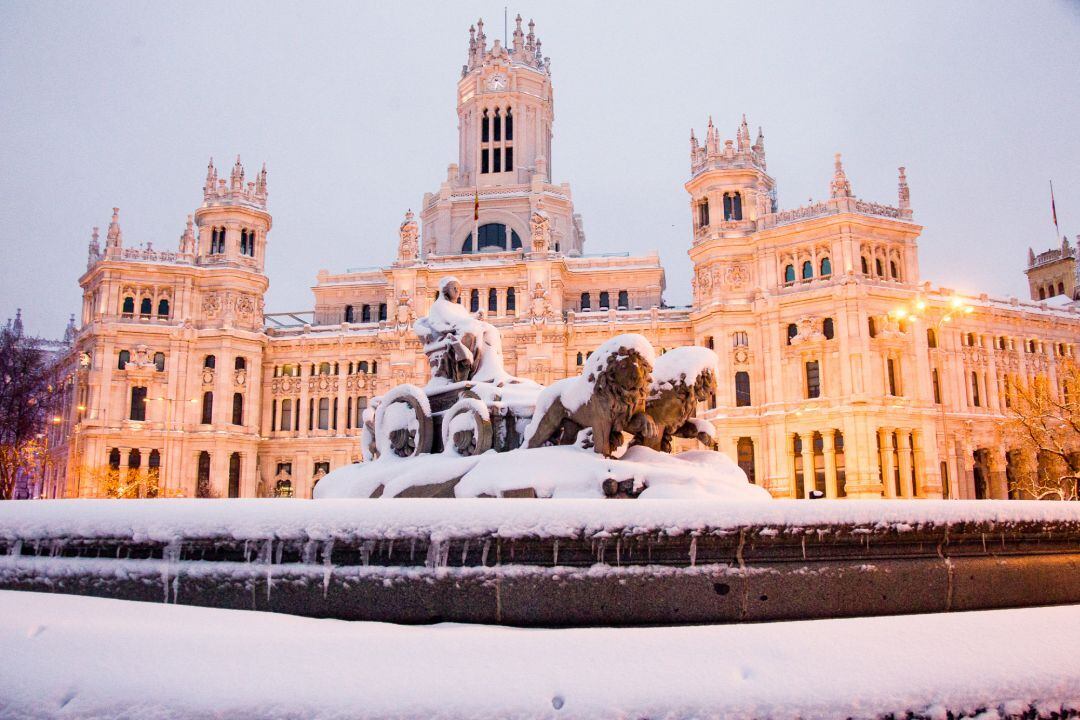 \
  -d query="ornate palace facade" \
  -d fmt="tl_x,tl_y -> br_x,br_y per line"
42,17 -> 1080,501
